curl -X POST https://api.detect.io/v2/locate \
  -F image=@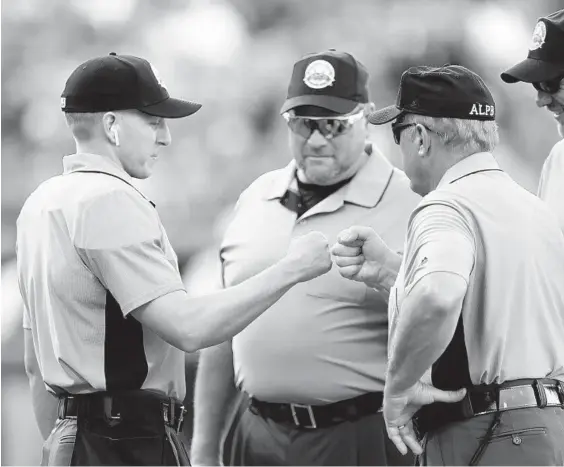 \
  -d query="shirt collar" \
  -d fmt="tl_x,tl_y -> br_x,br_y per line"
264,146 -> 394,209
437,152 -> 501,188
62,153 -> 134,185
